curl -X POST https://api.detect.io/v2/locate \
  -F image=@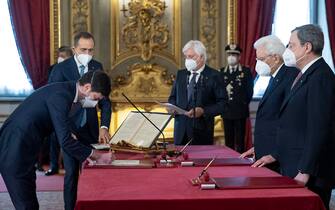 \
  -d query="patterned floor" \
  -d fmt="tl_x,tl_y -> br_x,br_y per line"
0,192 -> 64,210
